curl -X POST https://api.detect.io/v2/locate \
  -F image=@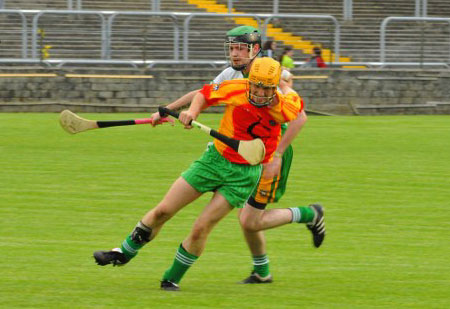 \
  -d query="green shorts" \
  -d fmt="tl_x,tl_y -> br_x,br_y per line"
251,144 -> 293,204
181,143 -> 262,208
